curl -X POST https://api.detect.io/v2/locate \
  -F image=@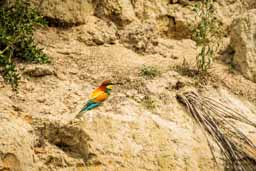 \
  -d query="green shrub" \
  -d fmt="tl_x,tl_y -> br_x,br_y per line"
191,0 -> 223,73
140,65 -> 160,79
0,0 -> 49,89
